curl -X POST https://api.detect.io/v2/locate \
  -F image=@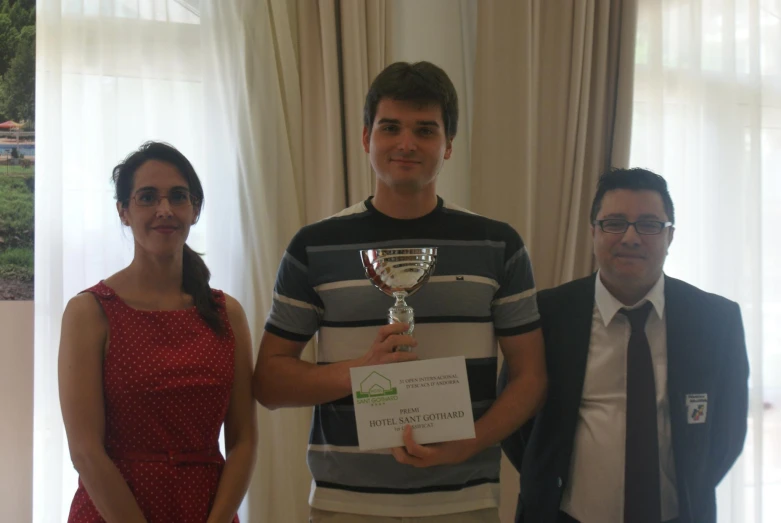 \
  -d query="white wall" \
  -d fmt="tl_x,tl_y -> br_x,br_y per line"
0,301 -> 33,521
388,0 -> 477,210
